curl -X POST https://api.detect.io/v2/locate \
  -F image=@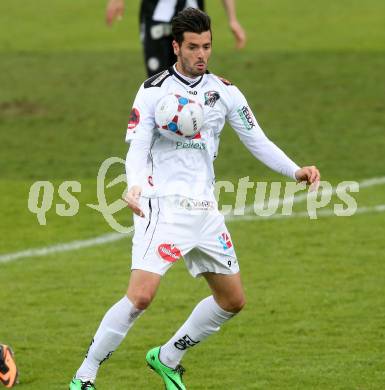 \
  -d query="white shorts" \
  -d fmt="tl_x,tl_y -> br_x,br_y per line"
131,196 -> 239,278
